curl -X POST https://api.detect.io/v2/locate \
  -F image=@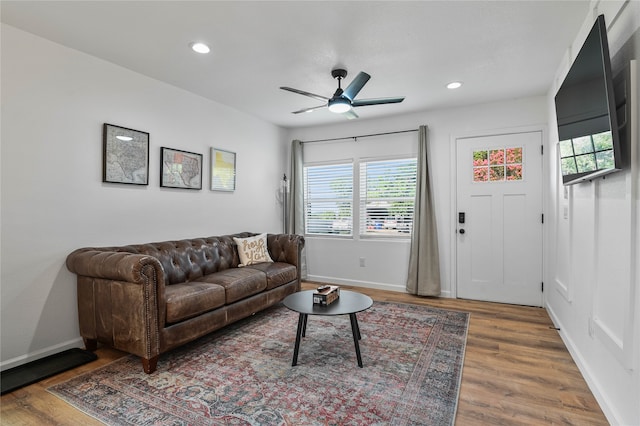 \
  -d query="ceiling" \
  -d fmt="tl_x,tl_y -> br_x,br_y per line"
1,1 -> 591,129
